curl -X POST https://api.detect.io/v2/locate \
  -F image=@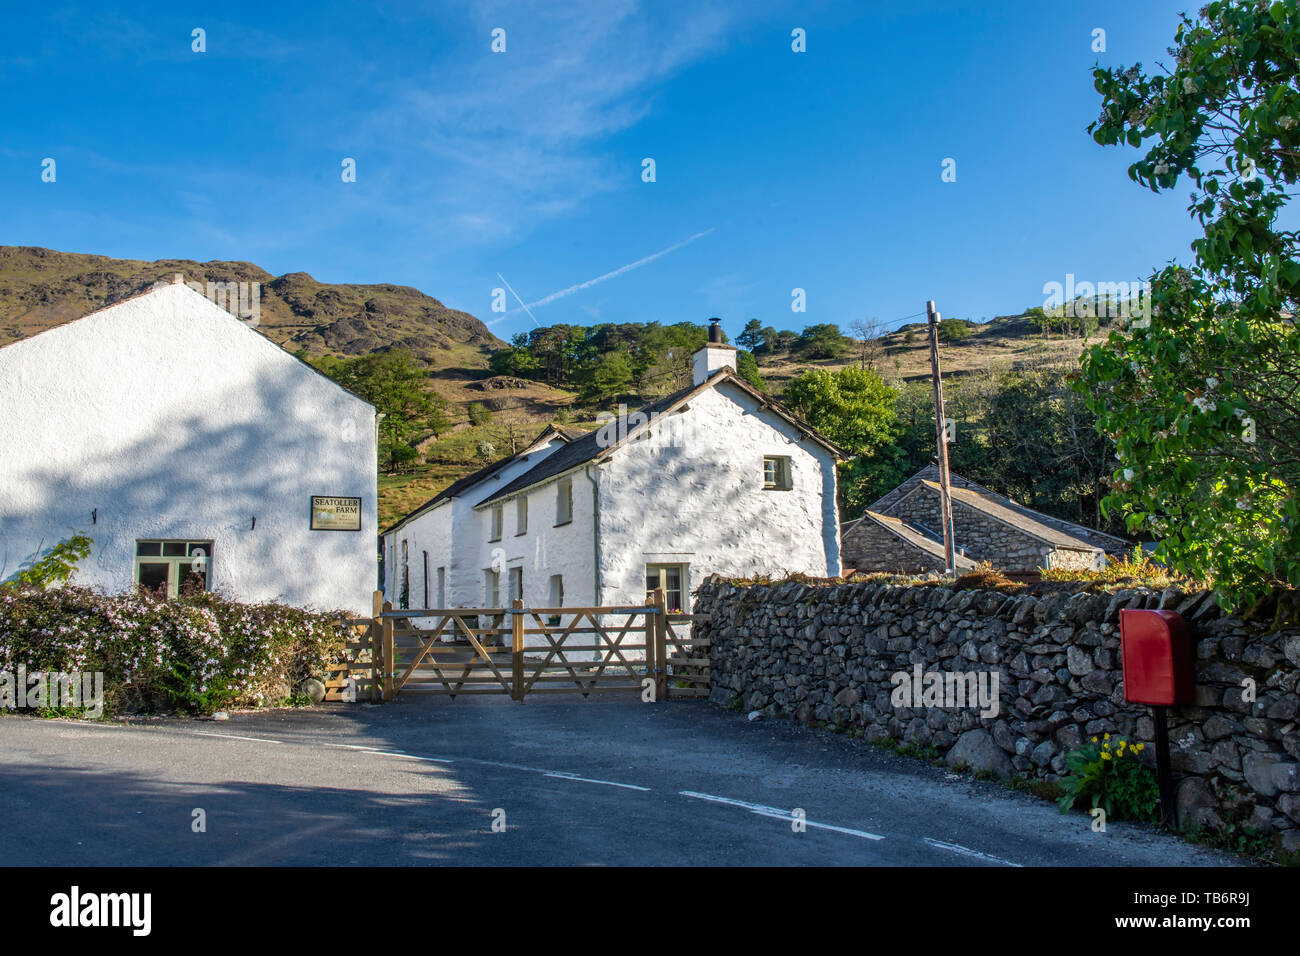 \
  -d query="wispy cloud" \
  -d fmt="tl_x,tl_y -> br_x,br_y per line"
514,227 -> 716,312
358,2 -> 738,249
